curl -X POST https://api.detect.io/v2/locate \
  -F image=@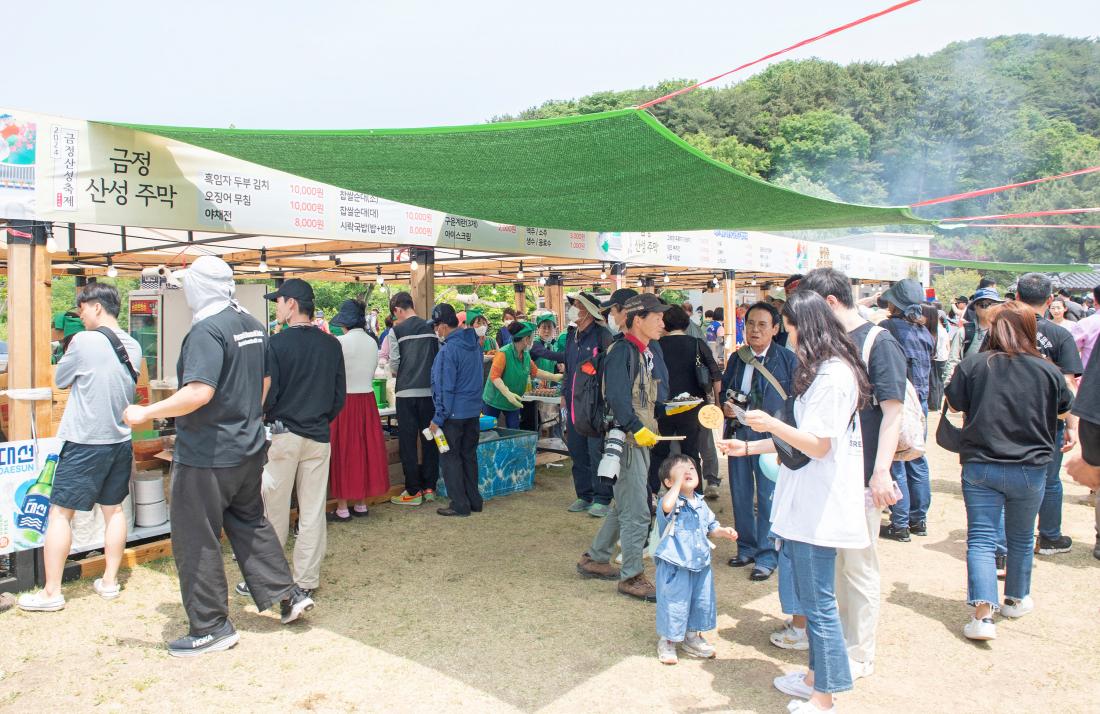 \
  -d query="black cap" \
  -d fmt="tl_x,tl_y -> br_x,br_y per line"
601,288 -> 638,312
623,293 -> 671,314
430,303 -> 459,328
264,278 -> 314,302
